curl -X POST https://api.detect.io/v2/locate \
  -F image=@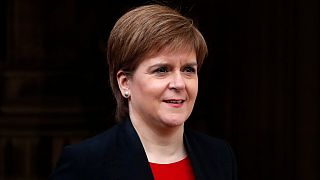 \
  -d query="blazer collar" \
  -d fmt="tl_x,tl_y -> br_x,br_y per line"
109,118 -> 154,179
184,127 -> 222,180
111,118 -> 213,179
184,128 -> 206,179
